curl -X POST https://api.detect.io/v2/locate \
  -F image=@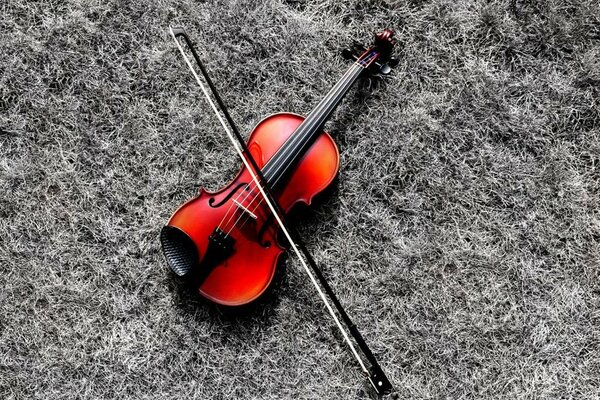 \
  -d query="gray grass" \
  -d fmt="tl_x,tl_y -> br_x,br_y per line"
1,0 -> 599,398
